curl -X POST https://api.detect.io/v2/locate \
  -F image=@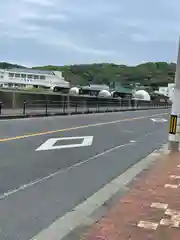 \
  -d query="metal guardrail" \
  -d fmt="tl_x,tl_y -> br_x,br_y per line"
0,99 -> 171,117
